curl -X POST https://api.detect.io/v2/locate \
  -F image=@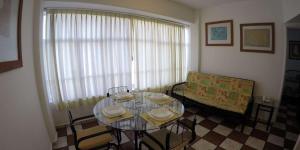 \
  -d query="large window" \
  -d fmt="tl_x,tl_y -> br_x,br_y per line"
42,9 -> 190,105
